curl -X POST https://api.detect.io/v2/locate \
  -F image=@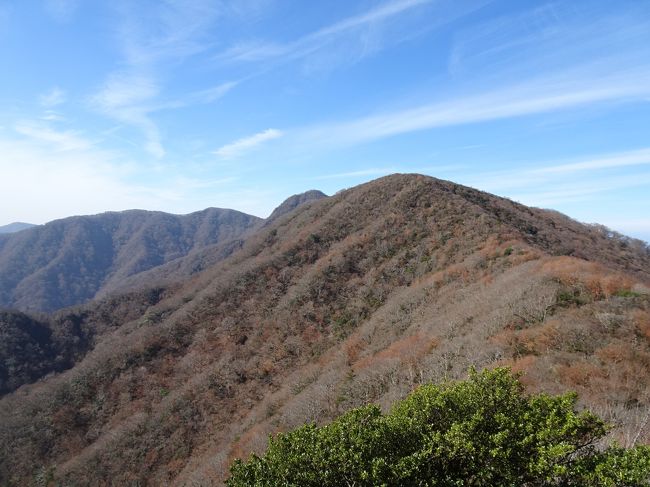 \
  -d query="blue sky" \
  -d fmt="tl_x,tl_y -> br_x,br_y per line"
1,0 -> 649,242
